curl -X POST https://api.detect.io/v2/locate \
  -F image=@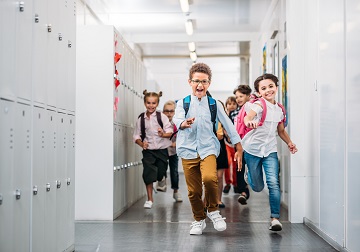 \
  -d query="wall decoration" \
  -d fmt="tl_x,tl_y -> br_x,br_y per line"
281,55 -> 288,127
262,44 -> 267,74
